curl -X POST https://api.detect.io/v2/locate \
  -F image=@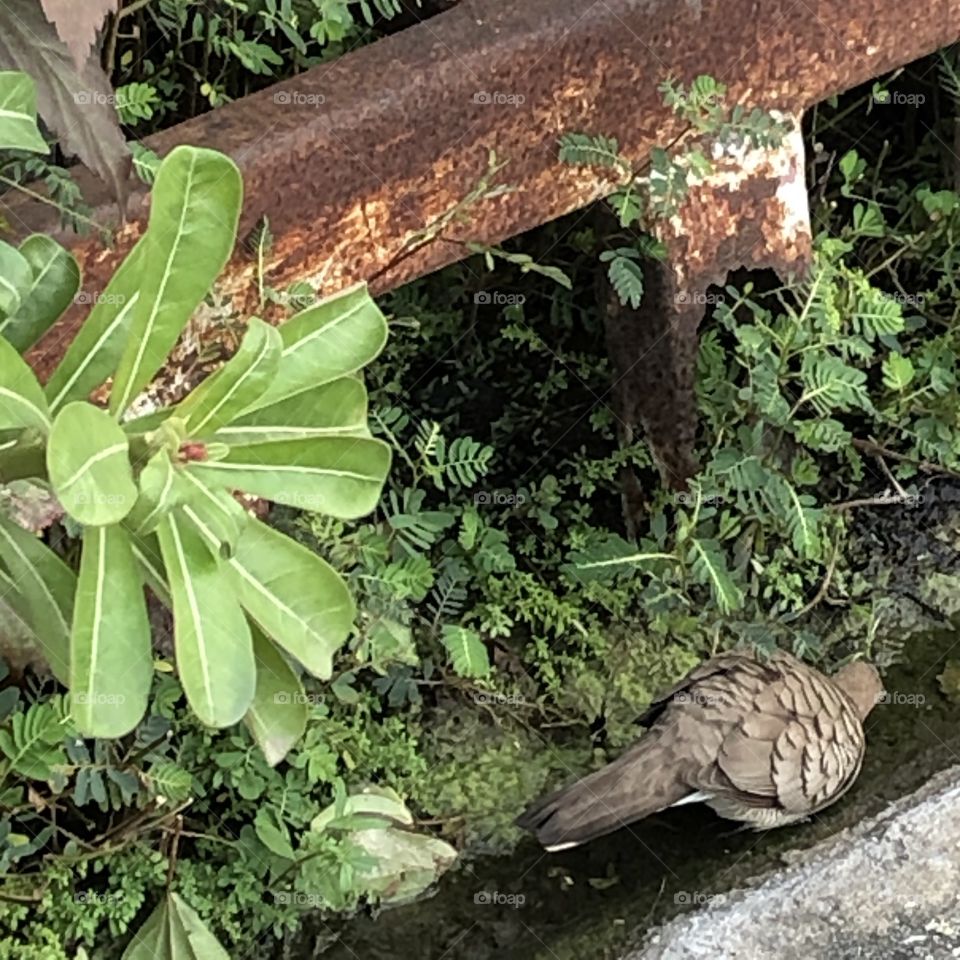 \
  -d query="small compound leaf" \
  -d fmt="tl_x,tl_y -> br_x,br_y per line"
440,625 -> 490,678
